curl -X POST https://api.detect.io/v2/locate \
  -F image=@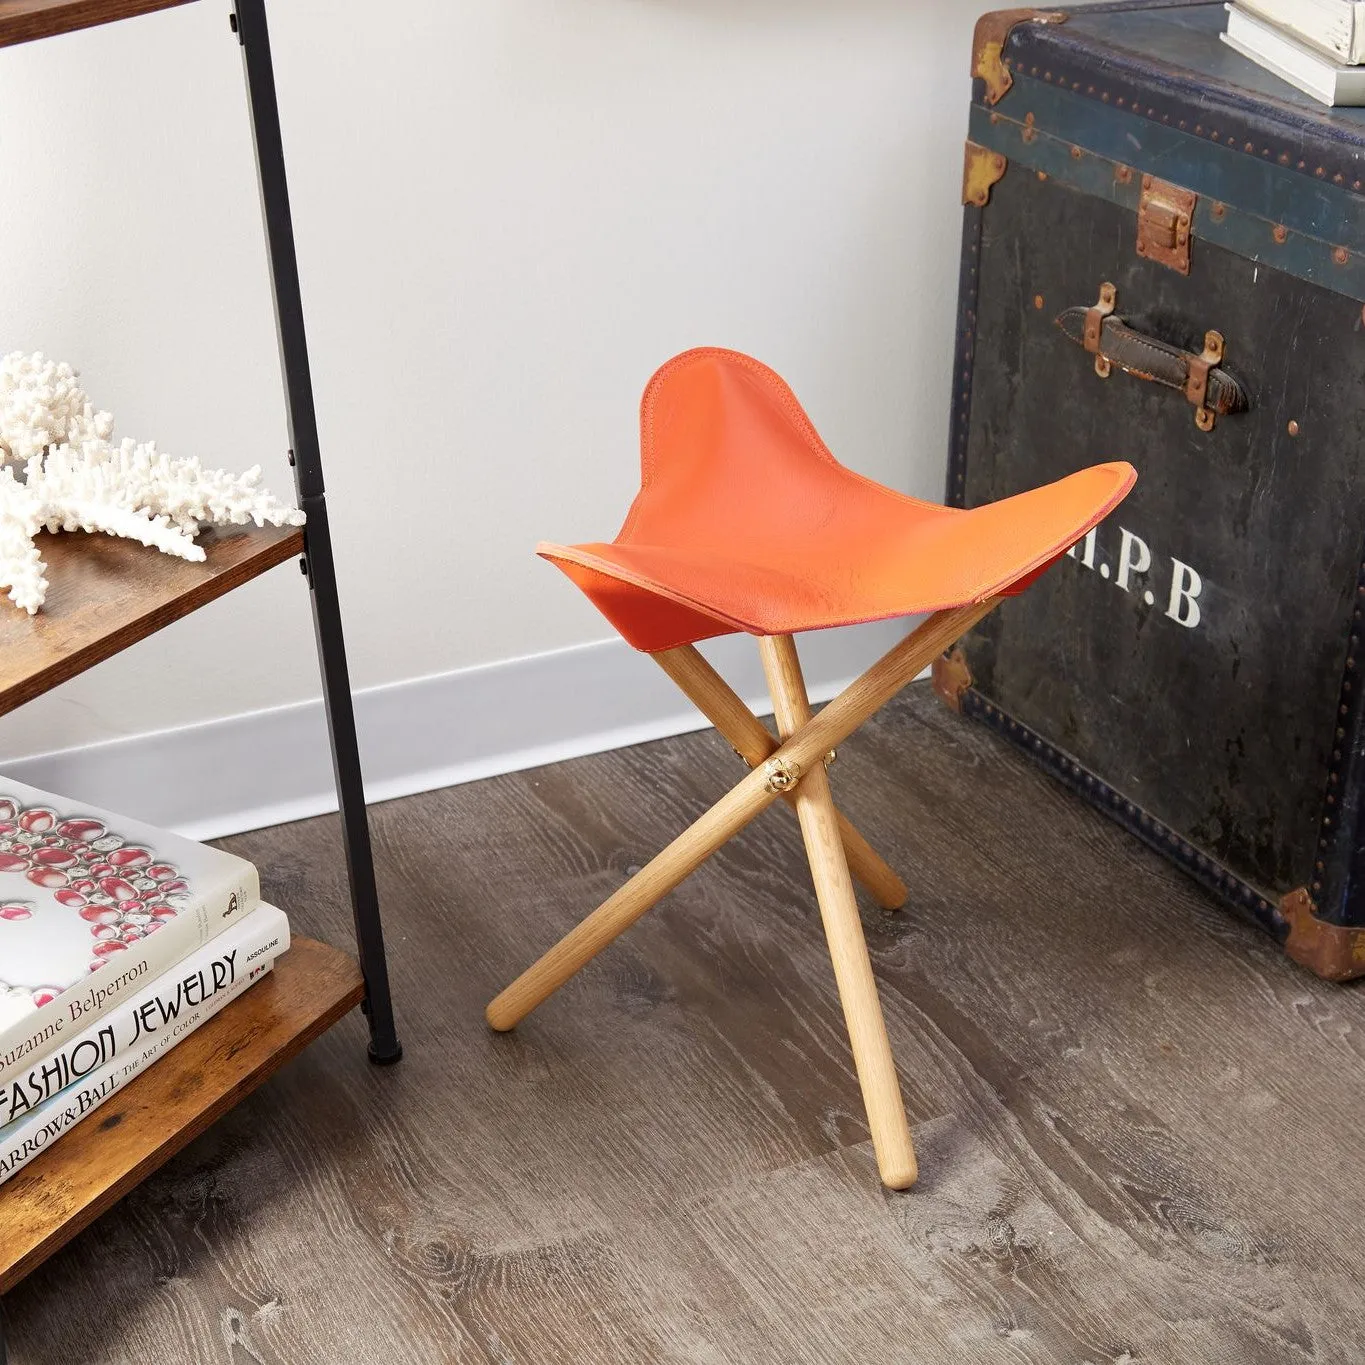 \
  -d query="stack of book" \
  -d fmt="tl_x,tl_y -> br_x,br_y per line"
1223,1 -> 1365,105
0,777 -> 288,1186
